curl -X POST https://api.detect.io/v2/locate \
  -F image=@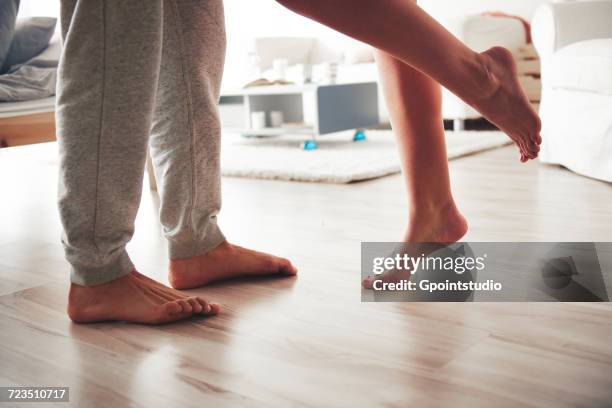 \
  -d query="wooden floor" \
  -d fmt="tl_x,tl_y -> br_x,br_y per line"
1,141 -> 611,407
